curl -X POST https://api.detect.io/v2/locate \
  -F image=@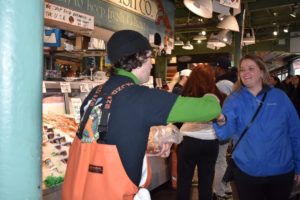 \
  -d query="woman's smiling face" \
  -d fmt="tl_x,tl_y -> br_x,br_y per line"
239,58 -> 263,90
